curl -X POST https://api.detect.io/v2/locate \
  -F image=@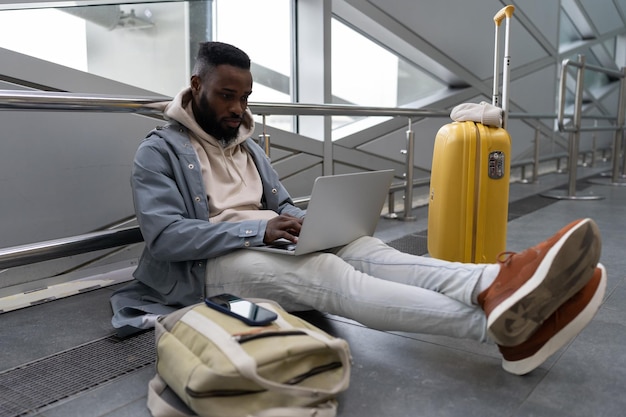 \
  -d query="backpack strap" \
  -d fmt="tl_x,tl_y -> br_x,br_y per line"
147,374 -> 196,417
148,373 -> 339,417
253,400 -> 338,417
